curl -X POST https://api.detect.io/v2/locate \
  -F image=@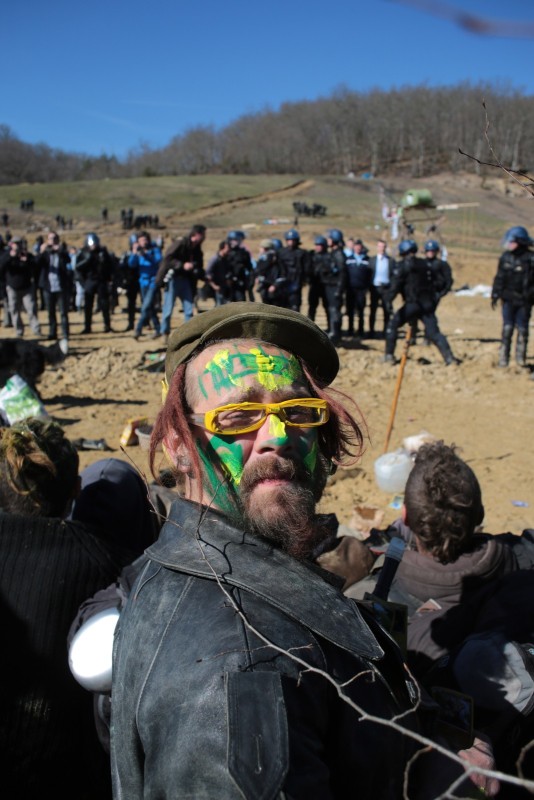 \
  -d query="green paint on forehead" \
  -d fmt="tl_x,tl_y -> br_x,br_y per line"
198,345 -> 302,398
